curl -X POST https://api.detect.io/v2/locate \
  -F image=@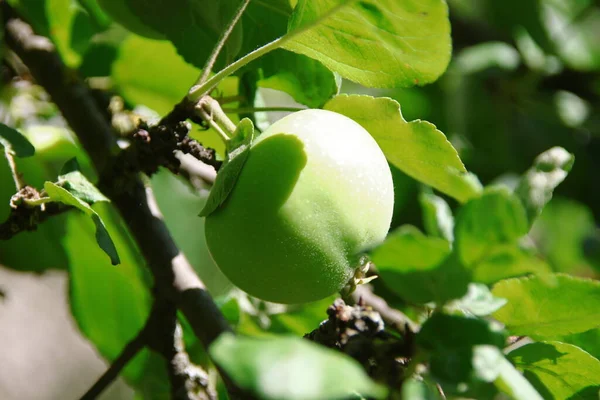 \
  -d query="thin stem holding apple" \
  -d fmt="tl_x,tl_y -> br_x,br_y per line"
195,96 -> 239,144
